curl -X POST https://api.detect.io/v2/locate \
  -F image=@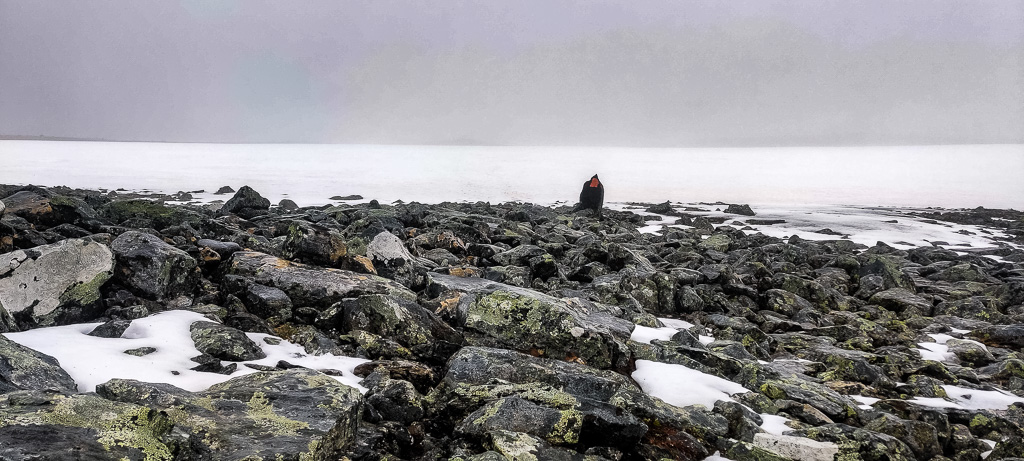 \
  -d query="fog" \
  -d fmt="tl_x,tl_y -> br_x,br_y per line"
1,0 -> 1022,146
